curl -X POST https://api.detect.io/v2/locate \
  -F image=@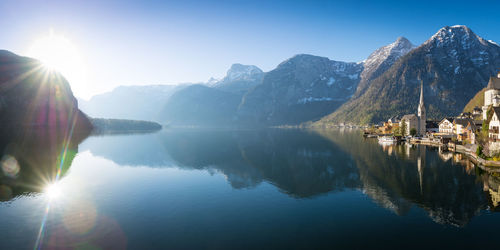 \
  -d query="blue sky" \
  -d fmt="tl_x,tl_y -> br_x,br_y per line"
1,0 -> 499,98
